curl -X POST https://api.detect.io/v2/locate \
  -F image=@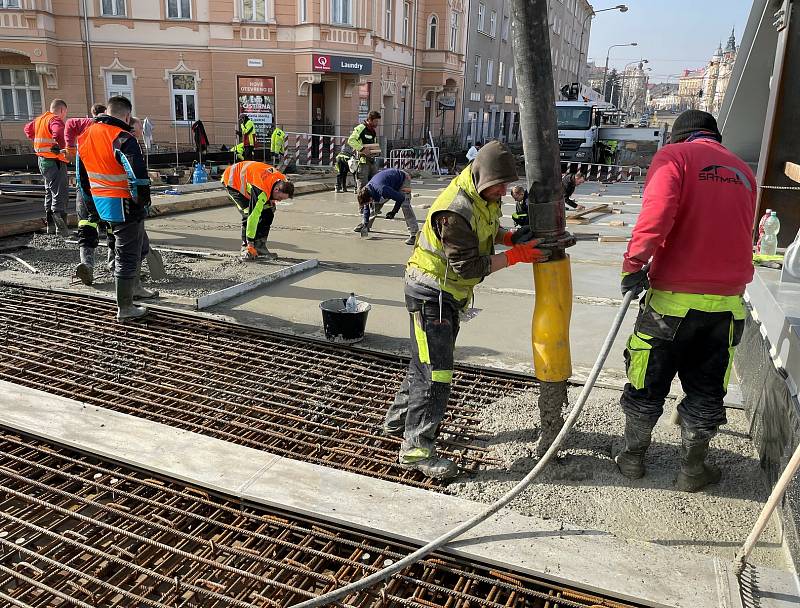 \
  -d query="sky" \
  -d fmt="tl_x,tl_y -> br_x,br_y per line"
586,0 -> 754,84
